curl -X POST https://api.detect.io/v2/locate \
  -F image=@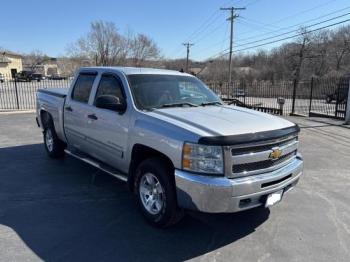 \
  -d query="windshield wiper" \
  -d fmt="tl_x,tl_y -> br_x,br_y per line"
200,101 -> 223,106
159,102 -> 199,108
